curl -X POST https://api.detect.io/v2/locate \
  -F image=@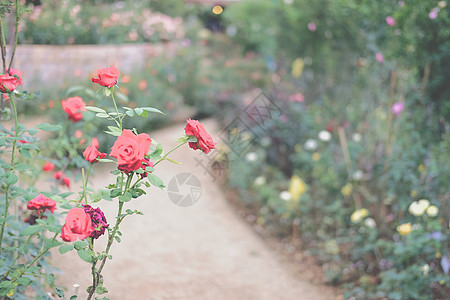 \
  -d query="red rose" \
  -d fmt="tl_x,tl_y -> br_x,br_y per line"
62,177 -> 70,188
0,74 -> 19,93
110,129 -> 151,172
53,171 -> 63,180
54,171 -> 70,188
8,68 -> 23,85
83,145 -> 106,163
61,96 -> 86,122
92,66 -> 119,88
91,137 -> 100,149
27,194 -> 57,213
60,207 -> 94,242
43,161 -> 55,172
184,119 -> 216,154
